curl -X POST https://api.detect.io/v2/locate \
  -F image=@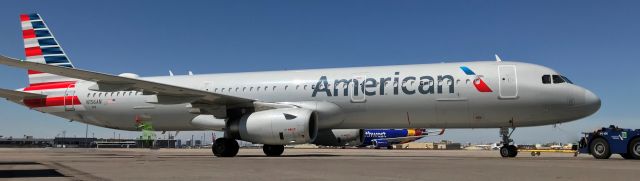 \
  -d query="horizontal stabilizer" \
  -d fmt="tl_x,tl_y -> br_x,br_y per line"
0,87 -> 46,104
